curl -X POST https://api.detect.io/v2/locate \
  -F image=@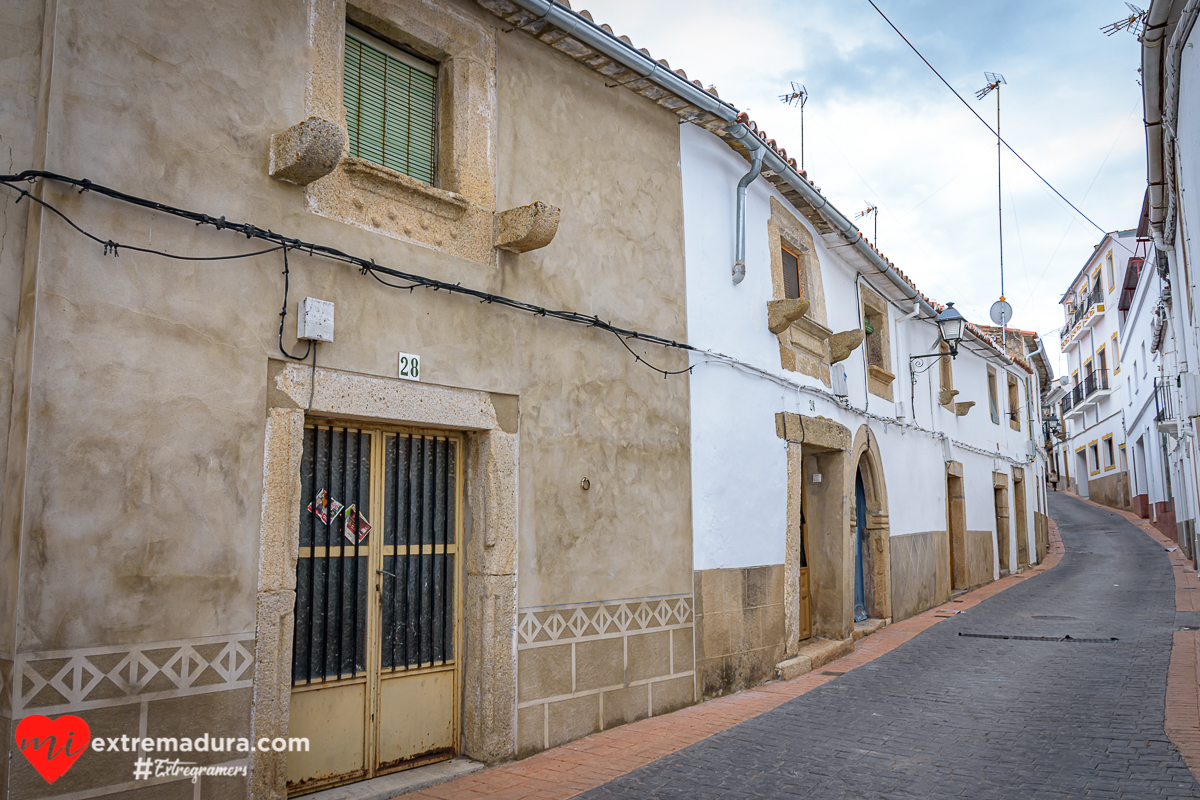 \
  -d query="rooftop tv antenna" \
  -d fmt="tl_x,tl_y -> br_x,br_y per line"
1101,3 -> 1146,37
855,203 -> 878,248
977,72 -> 1009,341
779,82 -> 809,171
